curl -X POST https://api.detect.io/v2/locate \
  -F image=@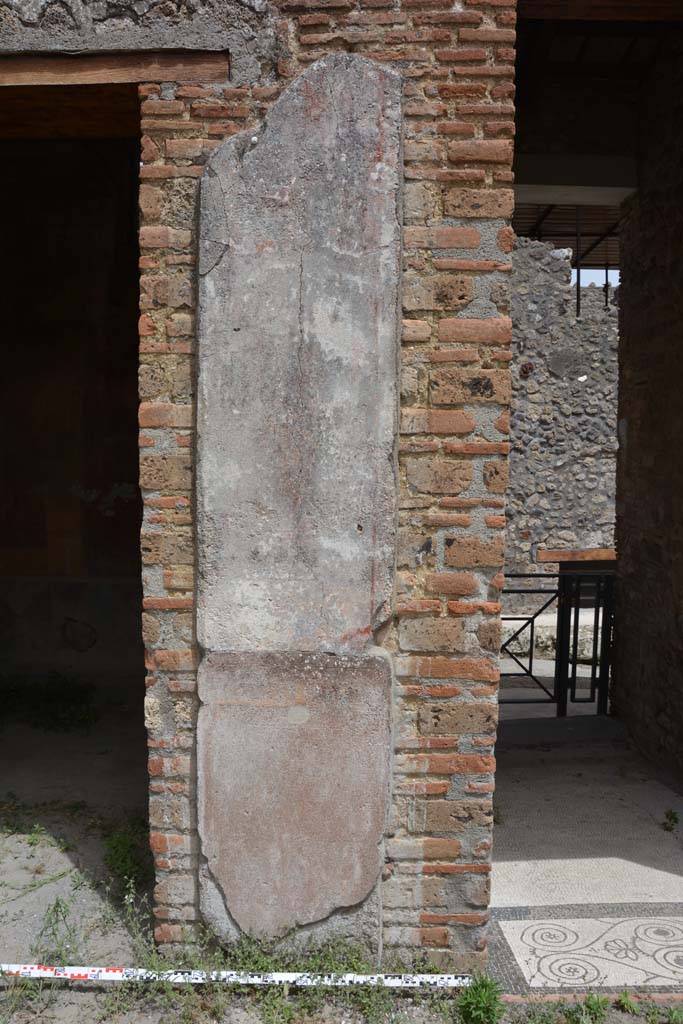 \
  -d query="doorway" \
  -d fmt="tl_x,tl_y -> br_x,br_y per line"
491,12 -> 683,993
0,85 -> 149,962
